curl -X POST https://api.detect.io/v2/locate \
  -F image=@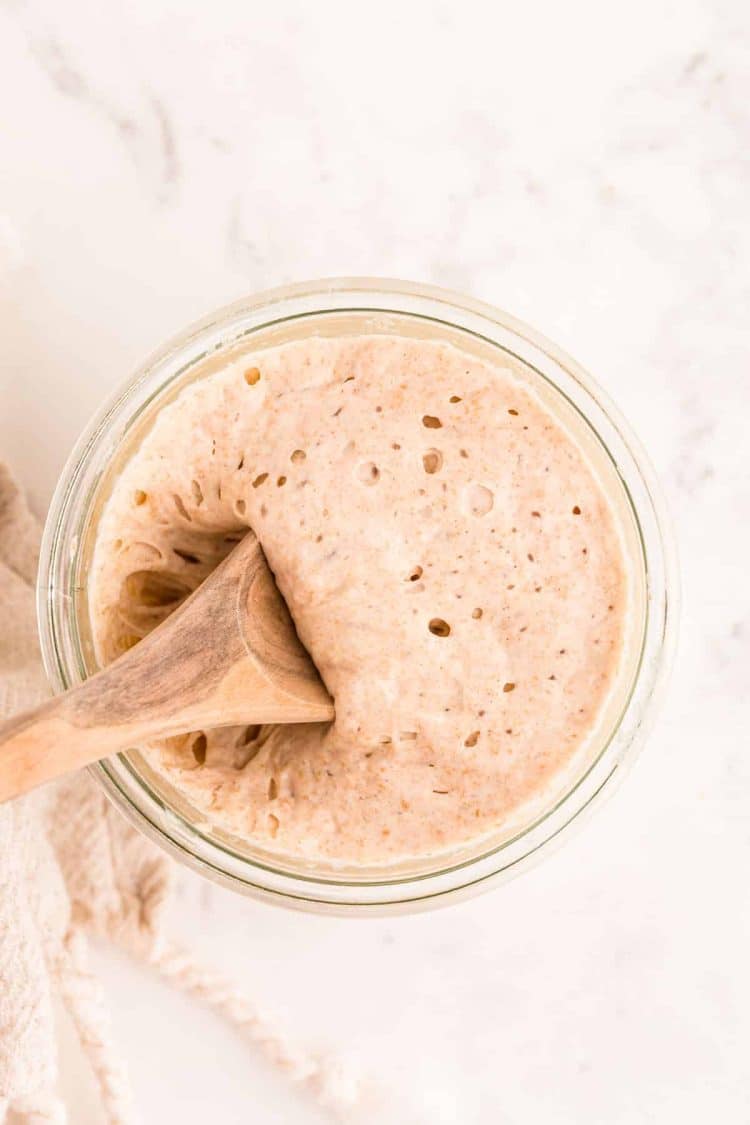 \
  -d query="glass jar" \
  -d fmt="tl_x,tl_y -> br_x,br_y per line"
37,279 -> 678,913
